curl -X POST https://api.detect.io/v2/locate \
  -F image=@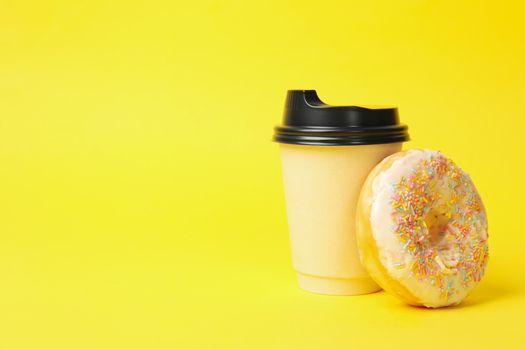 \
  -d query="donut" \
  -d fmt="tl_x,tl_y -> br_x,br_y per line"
356,149 -> 489,308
